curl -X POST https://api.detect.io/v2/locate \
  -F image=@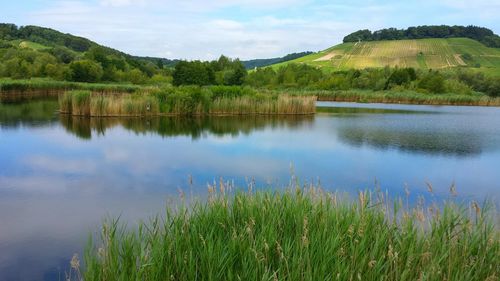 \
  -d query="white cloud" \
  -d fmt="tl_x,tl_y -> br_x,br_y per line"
23,155 -> 98,174
19,0 -> 500,60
